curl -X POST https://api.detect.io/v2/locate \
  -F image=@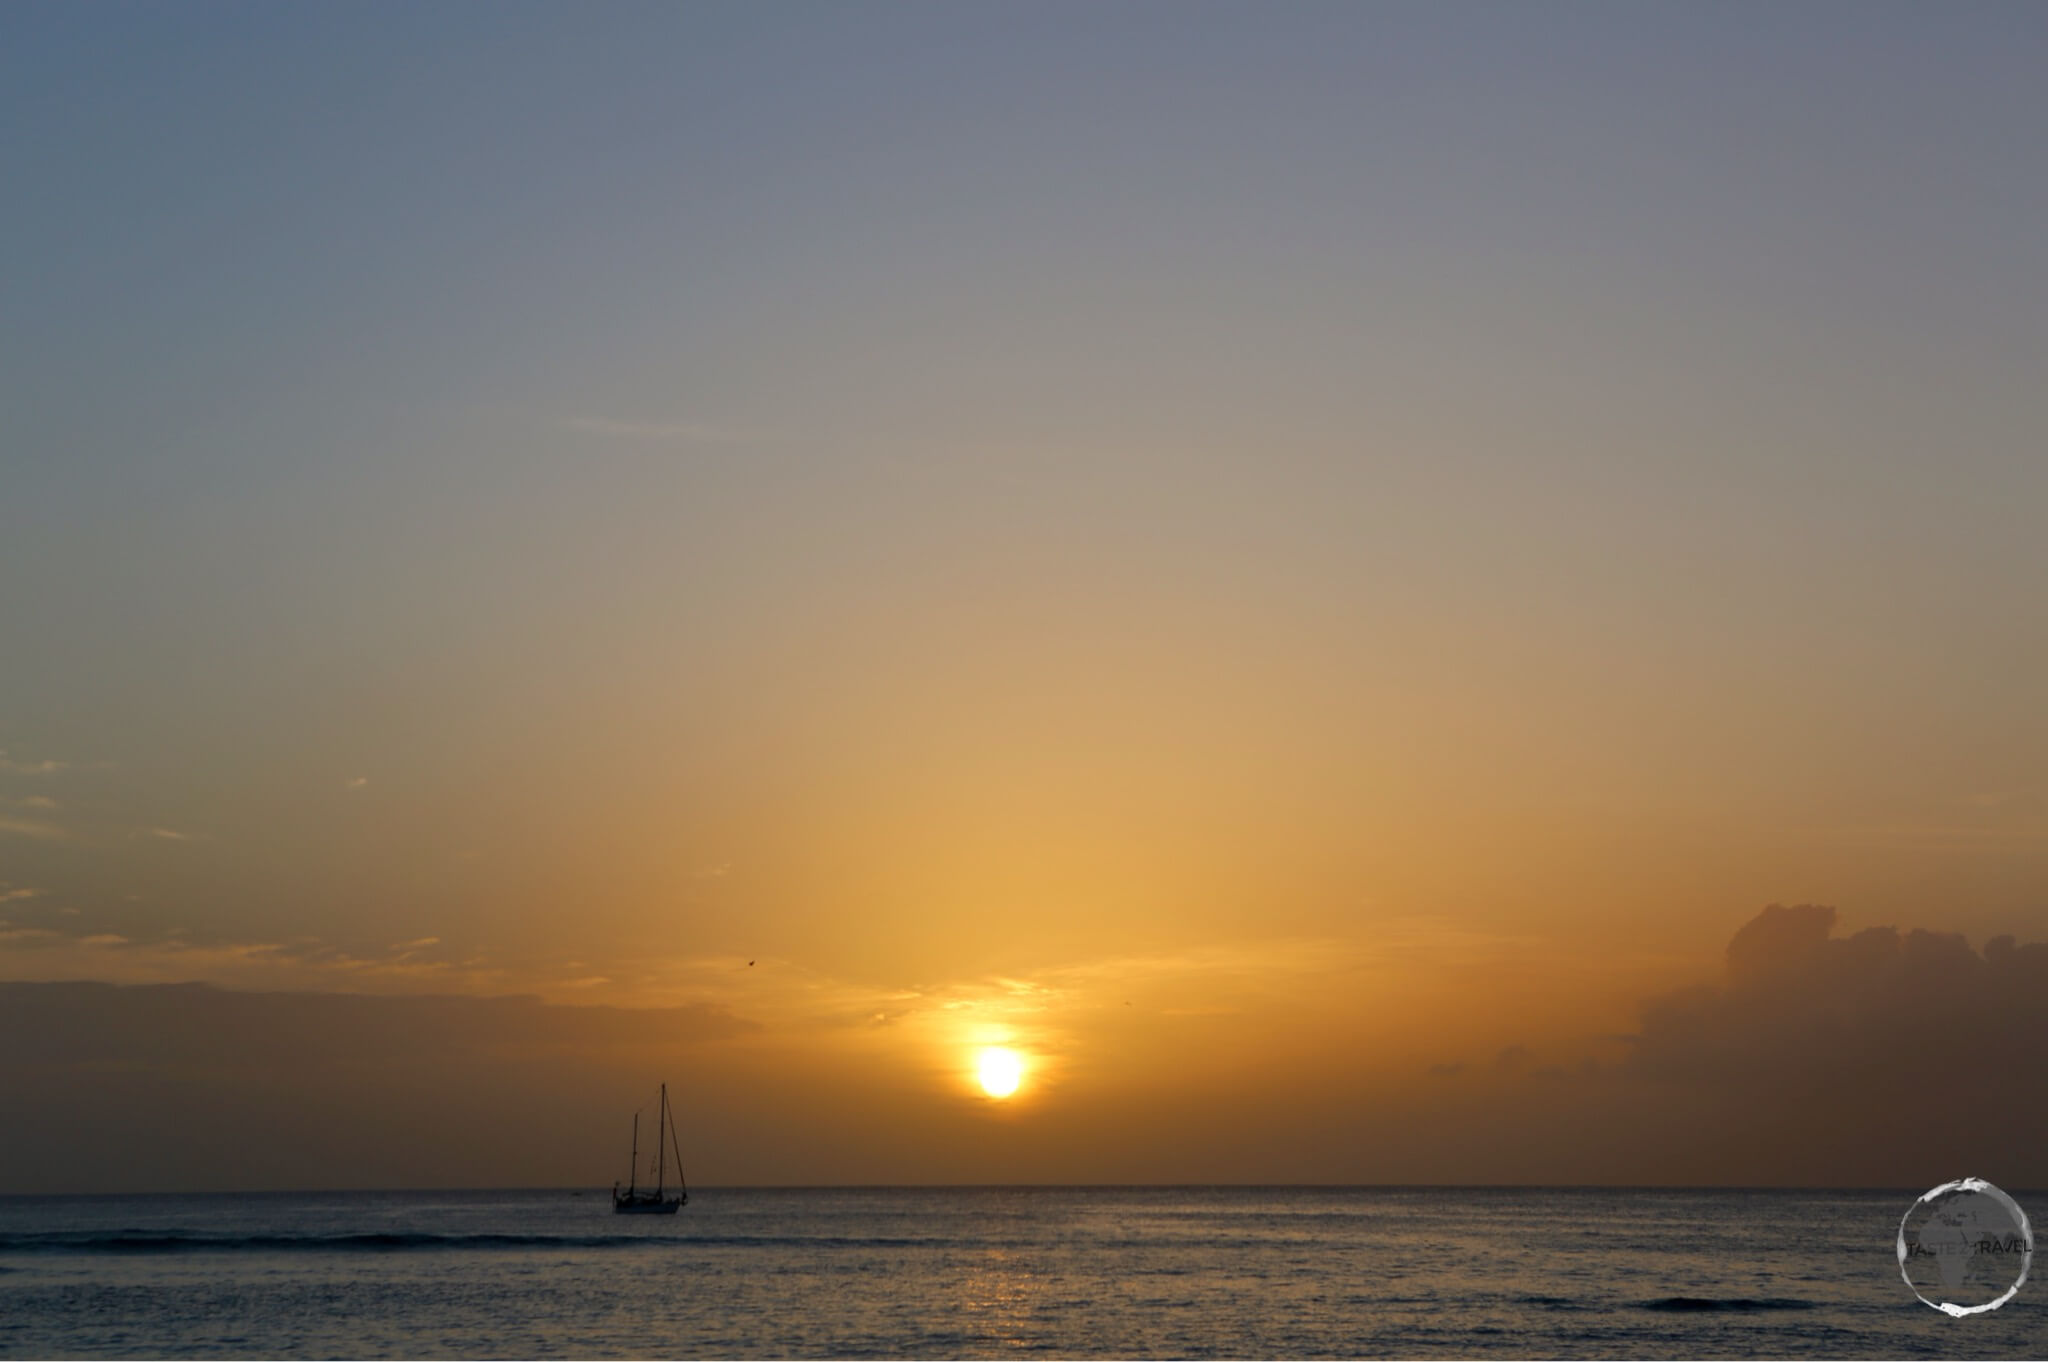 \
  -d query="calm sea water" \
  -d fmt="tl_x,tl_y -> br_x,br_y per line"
1,1187 -> 2042,1358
